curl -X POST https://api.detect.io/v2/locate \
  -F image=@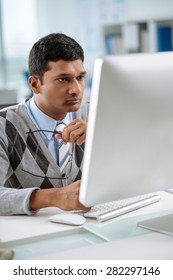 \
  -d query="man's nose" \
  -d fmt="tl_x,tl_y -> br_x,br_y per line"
68,79 -> 82,94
